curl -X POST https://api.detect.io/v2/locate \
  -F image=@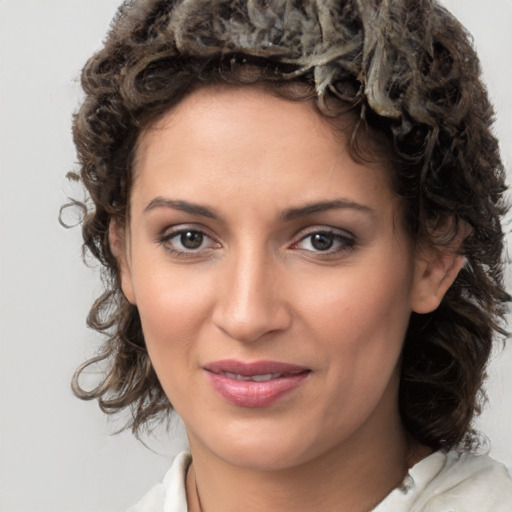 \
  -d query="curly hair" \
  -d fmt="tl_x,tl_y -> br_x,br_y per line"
71,0 -> 508,450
